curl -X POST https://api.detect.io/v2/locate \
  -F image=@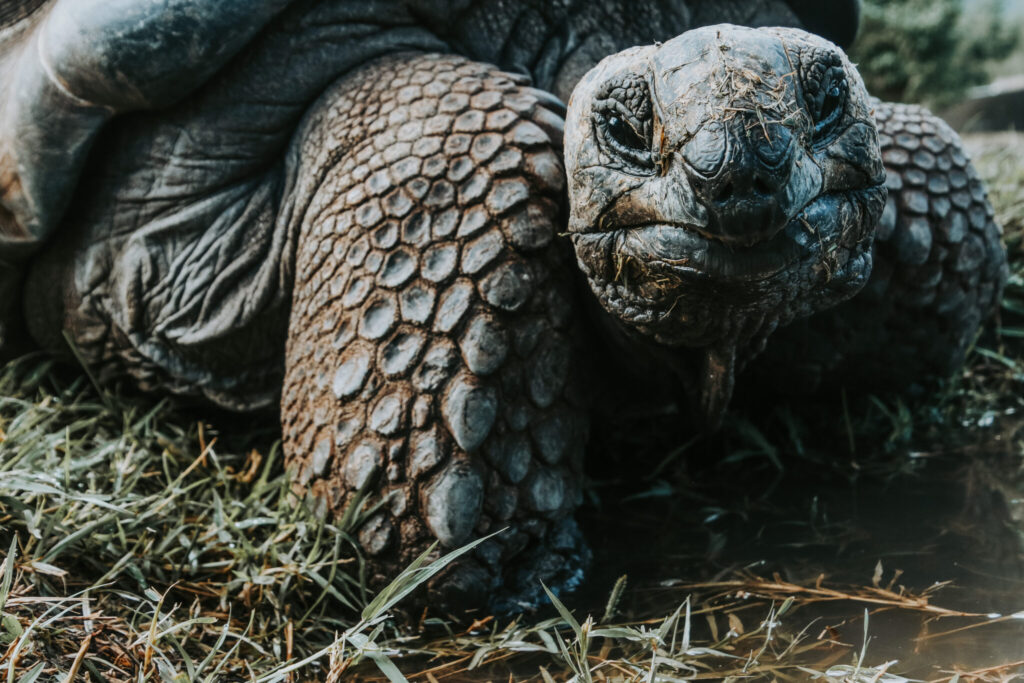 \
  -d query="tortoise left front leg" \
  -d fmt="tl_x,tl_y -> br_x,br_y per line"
280,52 -> 592,612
